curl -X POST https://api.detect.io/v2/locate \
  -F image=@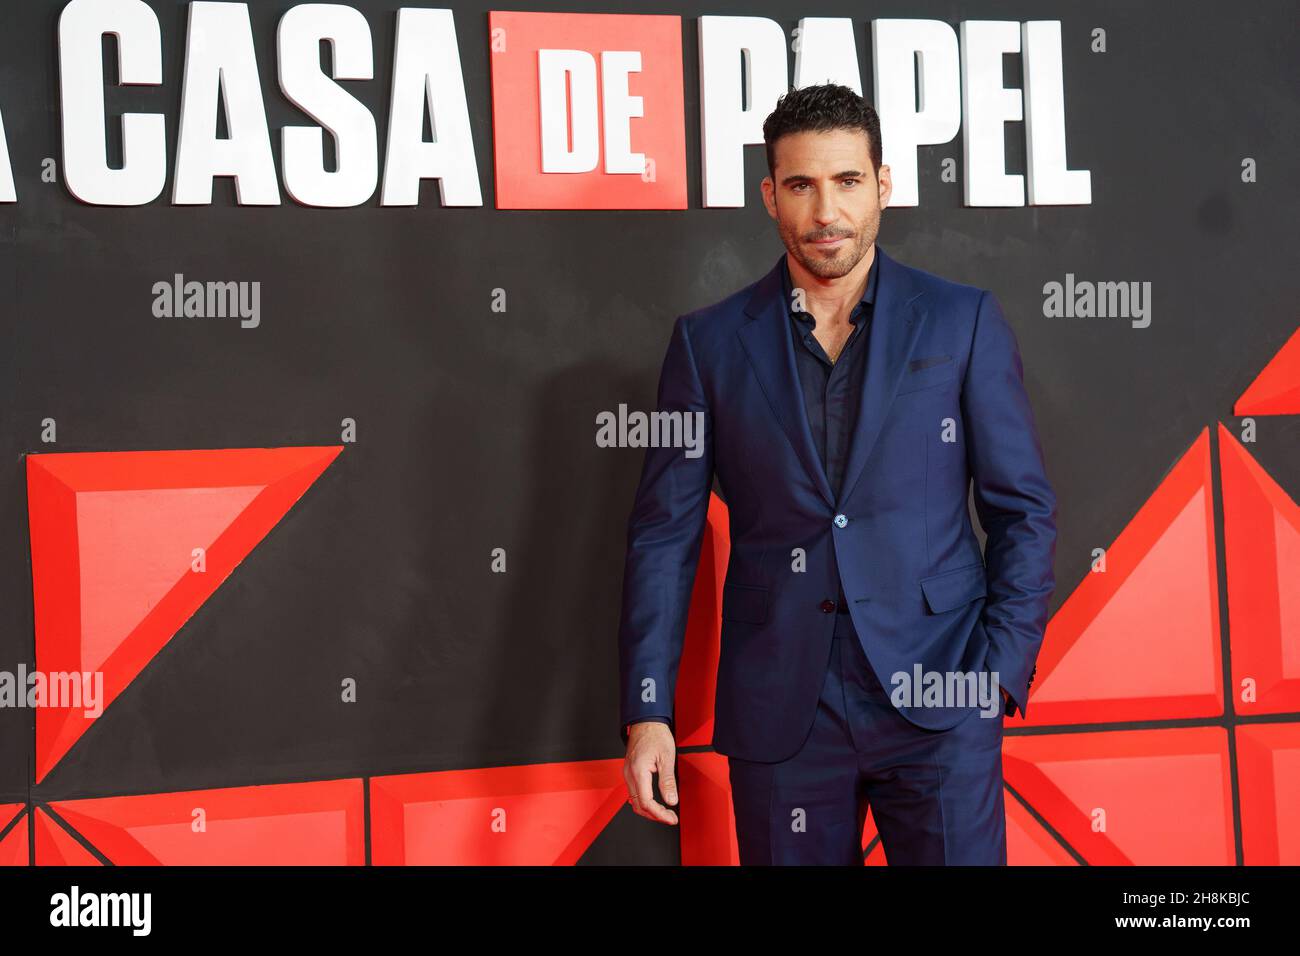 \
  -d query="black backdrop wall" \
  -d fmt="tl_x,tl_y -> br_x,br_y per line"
1,0 -> 1296,864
